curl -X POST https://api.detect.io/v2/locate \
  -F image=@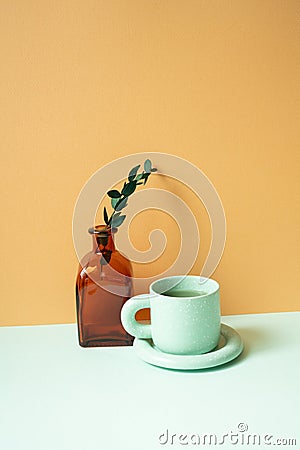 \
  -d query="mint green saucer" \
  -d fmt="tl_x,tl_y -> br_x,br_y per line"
133,323 -> 243,370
